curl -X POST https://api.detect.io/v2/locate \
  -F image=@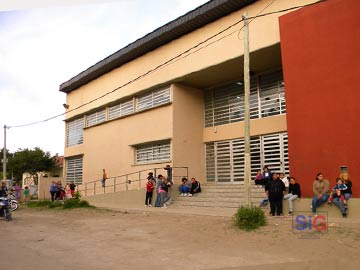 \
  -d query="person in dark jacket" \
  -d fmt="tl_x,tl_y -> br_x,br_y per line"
265,173 -> 285,216
262,165 -> 272,187
189,178 -> 201,197
283,177 -> 301,215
